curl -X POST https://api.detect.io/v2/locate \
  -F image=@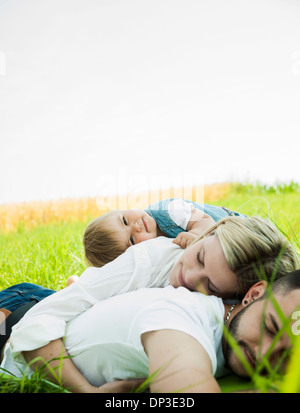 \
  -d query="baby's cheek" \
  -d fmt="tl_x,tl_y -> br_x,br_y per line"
142,233 -> 157,242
